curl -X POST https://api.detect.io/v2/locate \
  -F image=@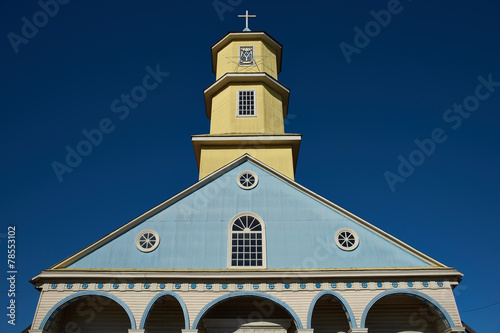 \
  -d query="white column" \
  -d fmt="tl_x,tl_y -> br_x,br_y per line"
28,330 -> 43,333
128,330 -> 146,333
296,330 -> 314,333
182,330 -> 199,333
348,329 -> 368,333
